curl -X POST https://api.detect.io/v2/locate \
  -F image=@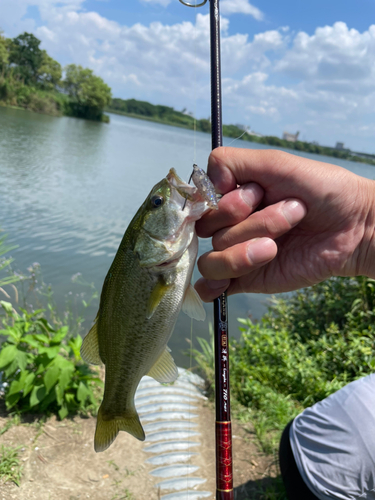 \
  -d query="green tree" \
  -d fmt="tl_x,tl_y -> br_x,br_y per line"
37,50 -> 62,90
0,32 -> 9,76
9,32 -> 43,84
64,64 -> 112,120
